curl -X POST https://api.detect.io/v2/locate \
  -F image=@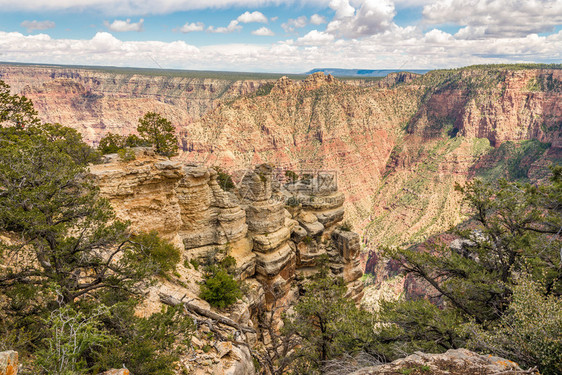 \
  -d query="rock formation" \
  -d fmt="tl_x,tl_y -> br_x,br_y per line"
349,349 -> 533,375
0,351 -> 17,375
89,148 -> 364,373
